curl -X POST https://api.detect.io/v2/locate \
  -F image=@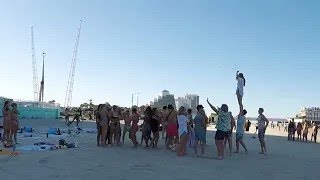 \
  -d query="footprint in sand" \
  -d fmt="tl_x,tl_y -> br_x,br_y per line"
38,158 -> 49,164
